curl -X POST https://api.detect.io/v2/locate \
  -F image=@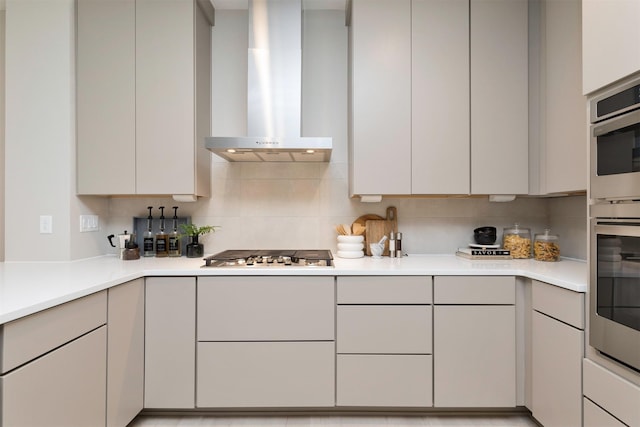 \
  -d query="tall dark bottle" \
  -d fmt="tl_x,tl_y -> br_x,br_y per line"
168,206 -> 181,257
143,206 -> 155,257
155,206 -> 169,257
